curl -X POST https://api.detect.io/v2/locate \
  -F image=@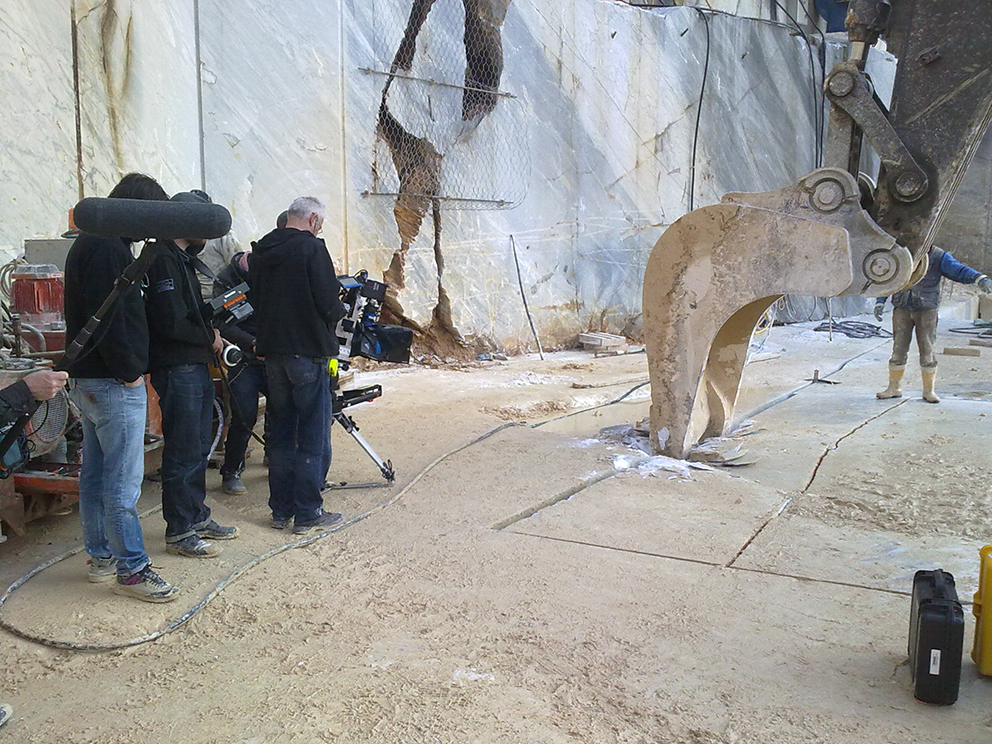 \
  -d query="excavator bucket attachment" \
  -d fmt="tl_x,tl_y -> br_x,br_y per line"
643,203 -> 853,459
643,168 -> 912,459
